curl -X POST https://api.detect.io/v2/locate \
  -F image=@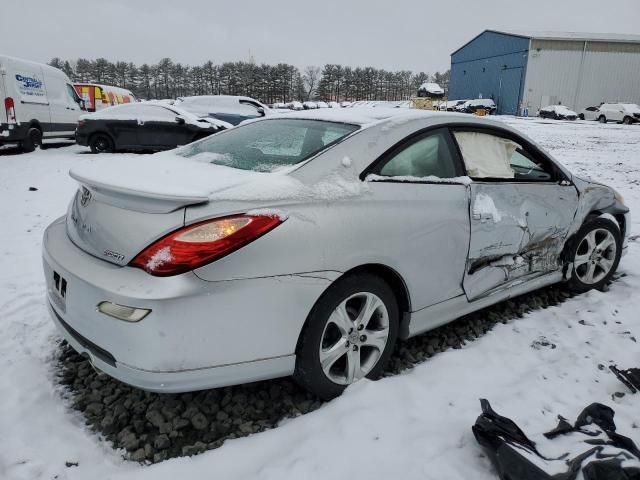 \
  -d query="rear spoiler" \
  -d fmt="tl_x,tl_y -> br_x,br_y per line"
69,170 -> 209,214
